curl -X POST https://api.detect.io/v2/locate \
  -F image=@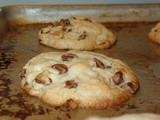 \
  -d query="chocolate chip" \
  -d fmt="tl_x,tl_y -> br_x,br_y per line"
35,73 -> 52,85
65,99 -> 78,109
59,19 -> 71,26
78,31 -> 87,40
154,29 -> 158,32
83,18 -> 92,22
121,82 -> 136,94
62,26 -> 66,31
39,39 -> 42,42
52,64 -> 68,74
94,58 -> 105,69
67,29 -> 72,32
53,19 -> 71,27
62,27 -> 72,32
24,82 -> 28,87
35,77 -> 45,84
45,30 -> 50,34
106,66 -> 112,69
19,69 -> 26,78
61,53 -> 78,61
46,78 -> 52,85
65,80 -> 78,89
112,71 -> 123,85
72,17 -> 77,20
40,30 -> 43,34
